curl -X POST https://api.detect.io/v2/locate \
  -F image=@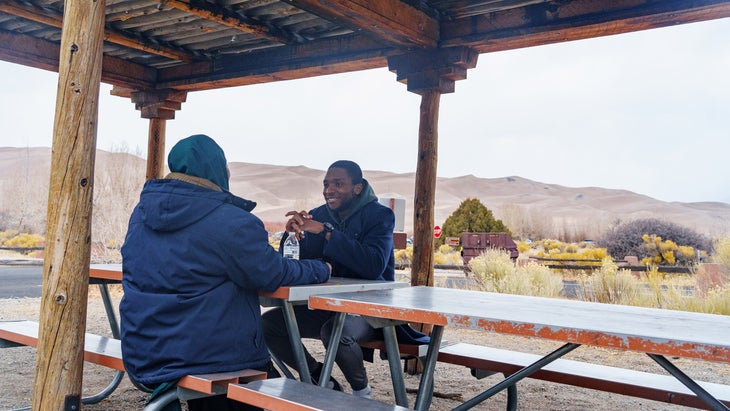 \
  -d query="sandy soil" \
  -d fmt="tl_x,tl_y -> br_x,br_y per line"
1,287 -> 729,411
